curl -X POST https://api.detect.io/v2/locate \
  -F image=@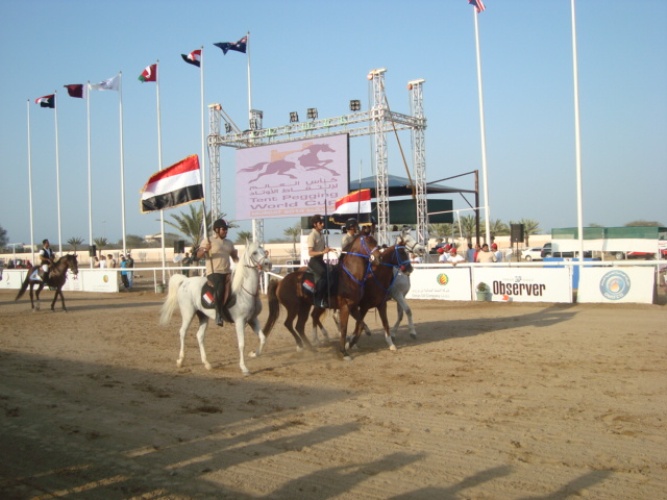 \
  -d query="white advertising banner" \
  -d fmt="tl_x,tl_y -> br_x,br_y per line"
577,267 -> 654,304
75,270 -> 119,293
0,269 -> 27,289
406,267 -> 473,301
472,267 -> 572,303
236,134 -> 350,220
